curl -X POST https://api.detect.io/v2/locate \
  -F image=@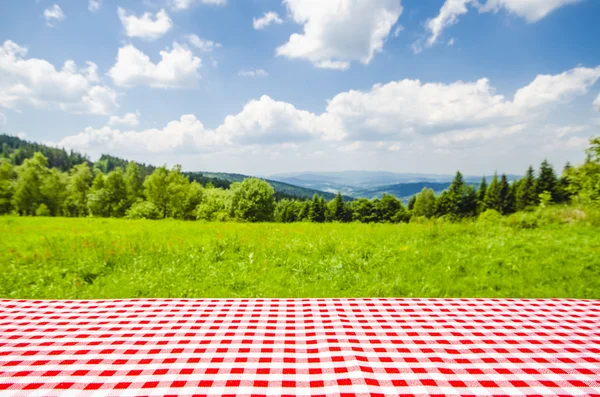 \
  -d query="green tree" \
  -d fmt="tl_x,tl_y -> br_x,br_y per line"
40,169 -> 68,216
103,169 -> 128,217
230,178 -> 275,222
166,165 -> 190,219
328,192 -> 351,222
183,181 -> 204,220
124,161 -> 143,204
484,173 -> 502,213
377,194 -> 408,223
477,176 -> 488,213
351,198 -> 377,223
412,187 -> 436,218
0,160 -> 15,214
555,163 -> 572,204
12,152 -> 49,215
536,159 -> 558,201
516,166 -> 537,210
407,195 -> 417,211
144,166 -> 170,218
297,200 -> 310,221
308,194 -> 326,223
499,174 -> 514,215
66,163 -> 93,217
195,188 -> 231,221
